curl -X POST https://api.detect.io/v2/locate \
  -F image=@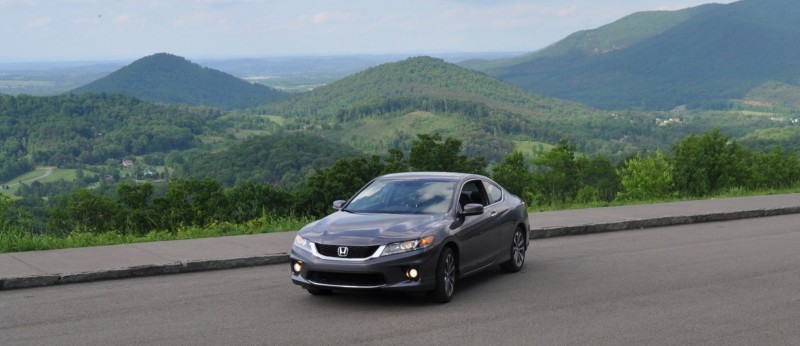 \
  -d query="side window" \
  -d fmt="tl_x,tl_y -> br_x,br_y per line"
485,181 -> 503,204
459,180 -> 485,209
